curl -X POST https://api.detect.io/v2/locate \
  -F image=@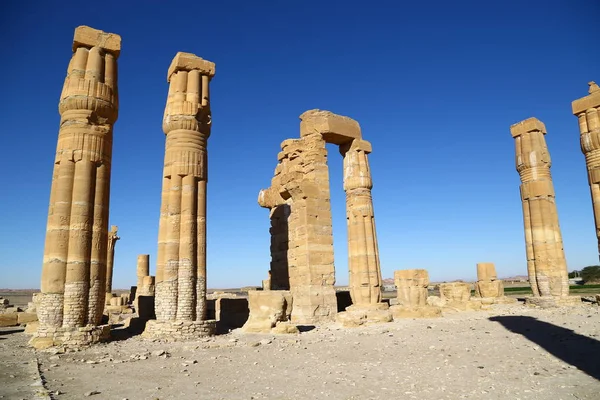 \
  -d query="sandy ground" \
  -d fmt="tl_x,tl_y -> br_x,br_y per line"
1,303 -> 599,400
